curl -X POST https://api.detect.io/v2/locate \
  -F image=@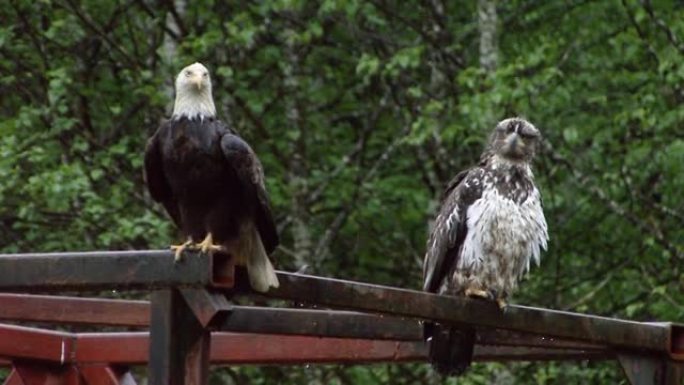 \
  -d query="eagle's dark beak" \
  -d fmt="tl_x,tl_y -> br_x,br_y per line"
509,133 -> 519,151
507,133 -> 525,155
